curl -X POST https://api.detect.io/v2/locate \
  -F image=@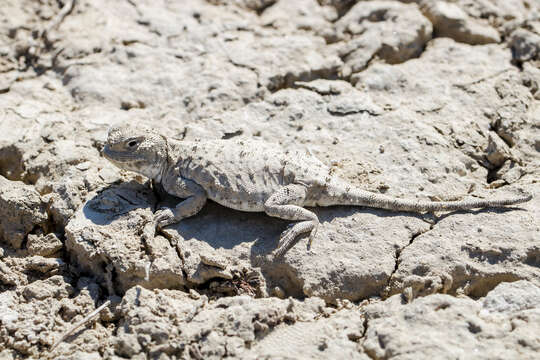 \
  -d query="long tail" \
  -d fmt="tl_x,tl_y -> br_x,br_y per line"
333,186 -> 532,213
